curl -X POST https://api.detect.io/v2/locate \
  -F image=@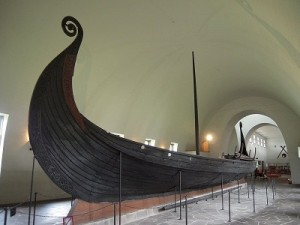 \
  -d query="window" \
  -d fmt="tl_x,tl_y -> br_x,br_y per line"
168,142 -> 178,156
111,132 -> 124,138
169,142 -> 178,152
0,113 -> 9,175
145,138 -> 155,146
248,132 -> 266,148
